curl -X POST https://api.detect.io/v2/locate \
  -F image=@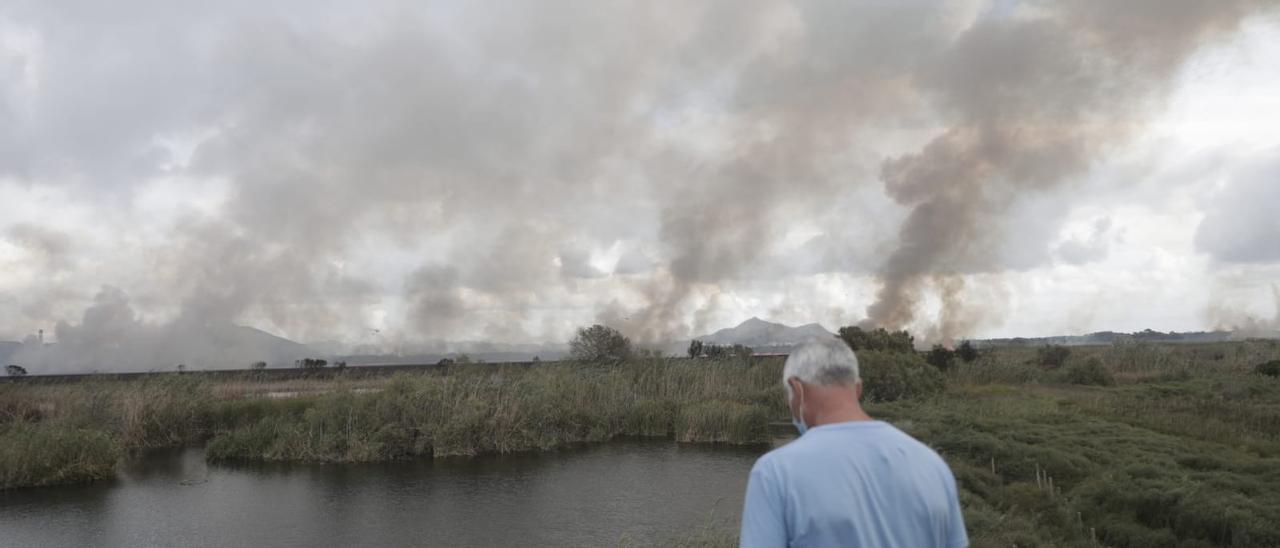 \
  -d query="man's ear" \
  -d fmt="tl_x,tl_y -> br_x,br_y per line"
788,377 -> 806,404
